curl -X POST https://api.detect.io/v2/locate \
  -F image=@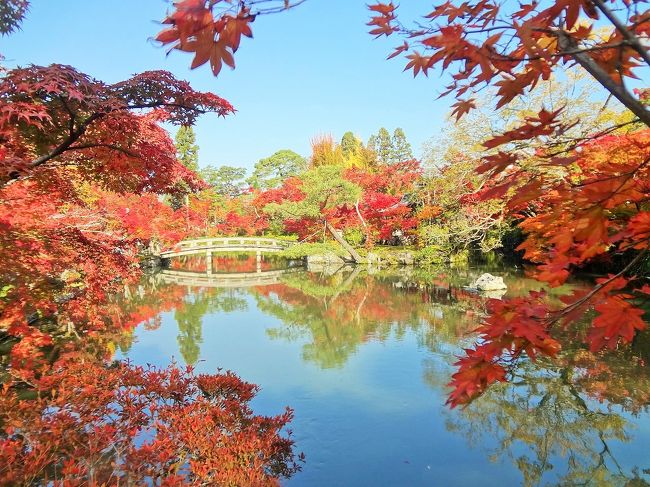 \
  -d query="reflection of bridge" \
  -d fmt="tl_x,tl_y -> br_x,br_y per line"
158,237 -> 292,274
159,268 -> 293,288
